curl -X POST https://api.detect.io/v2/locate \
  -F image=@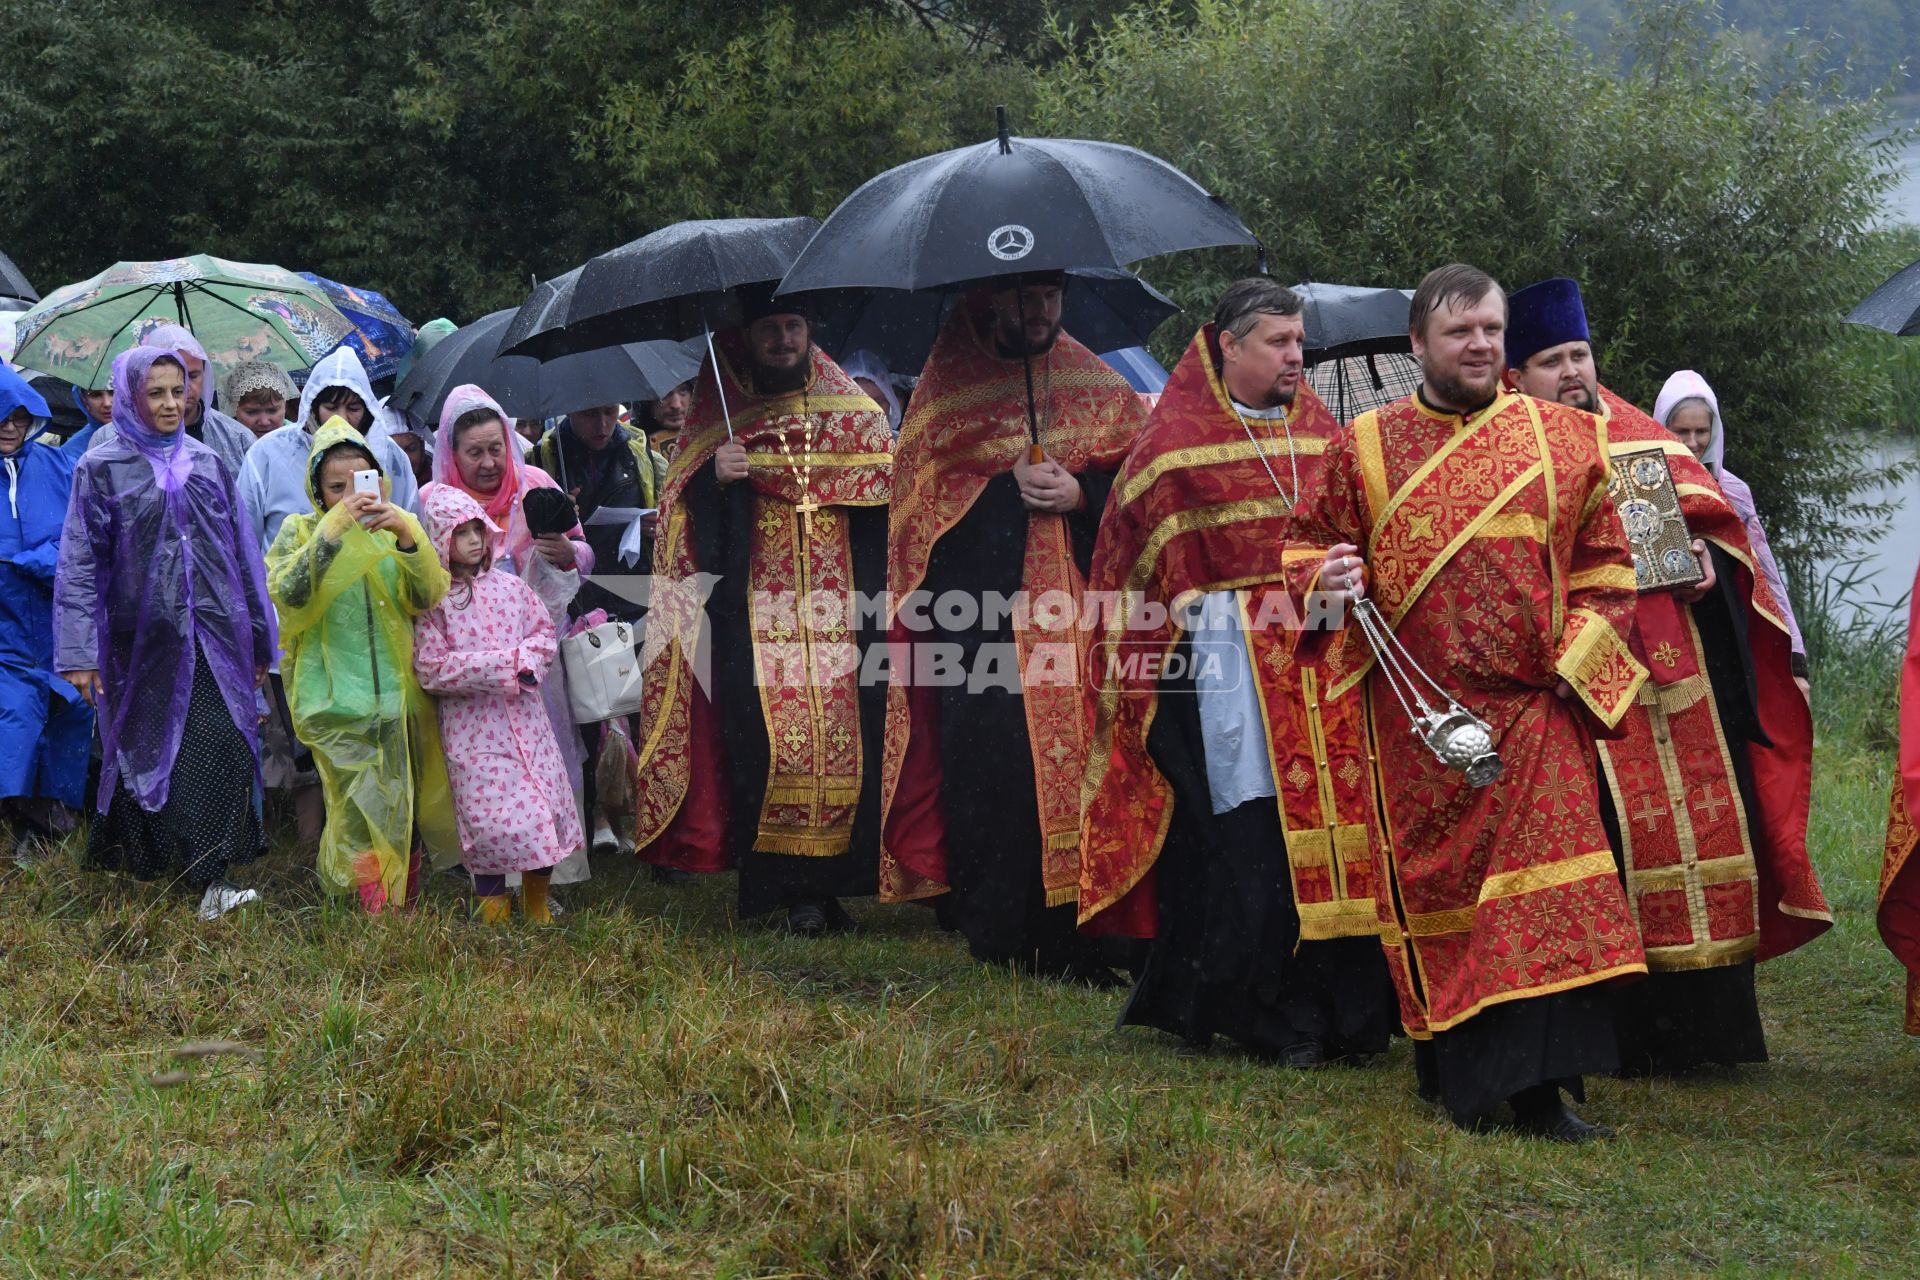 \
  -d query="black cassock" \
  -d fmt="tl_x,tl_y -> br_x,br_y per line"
1122,633 -> 1399,1061
916,469 -> 1117,971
